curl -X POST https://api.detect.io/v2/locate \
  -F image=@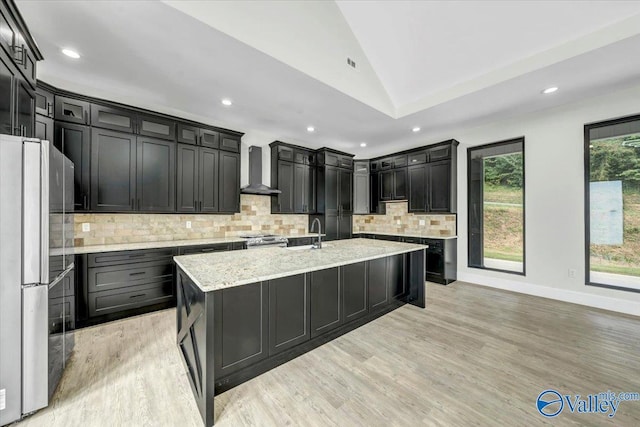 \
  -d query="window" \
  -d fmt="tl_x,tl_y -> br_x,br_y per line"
585,115 -> 640,292
468,138 -> 525,274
